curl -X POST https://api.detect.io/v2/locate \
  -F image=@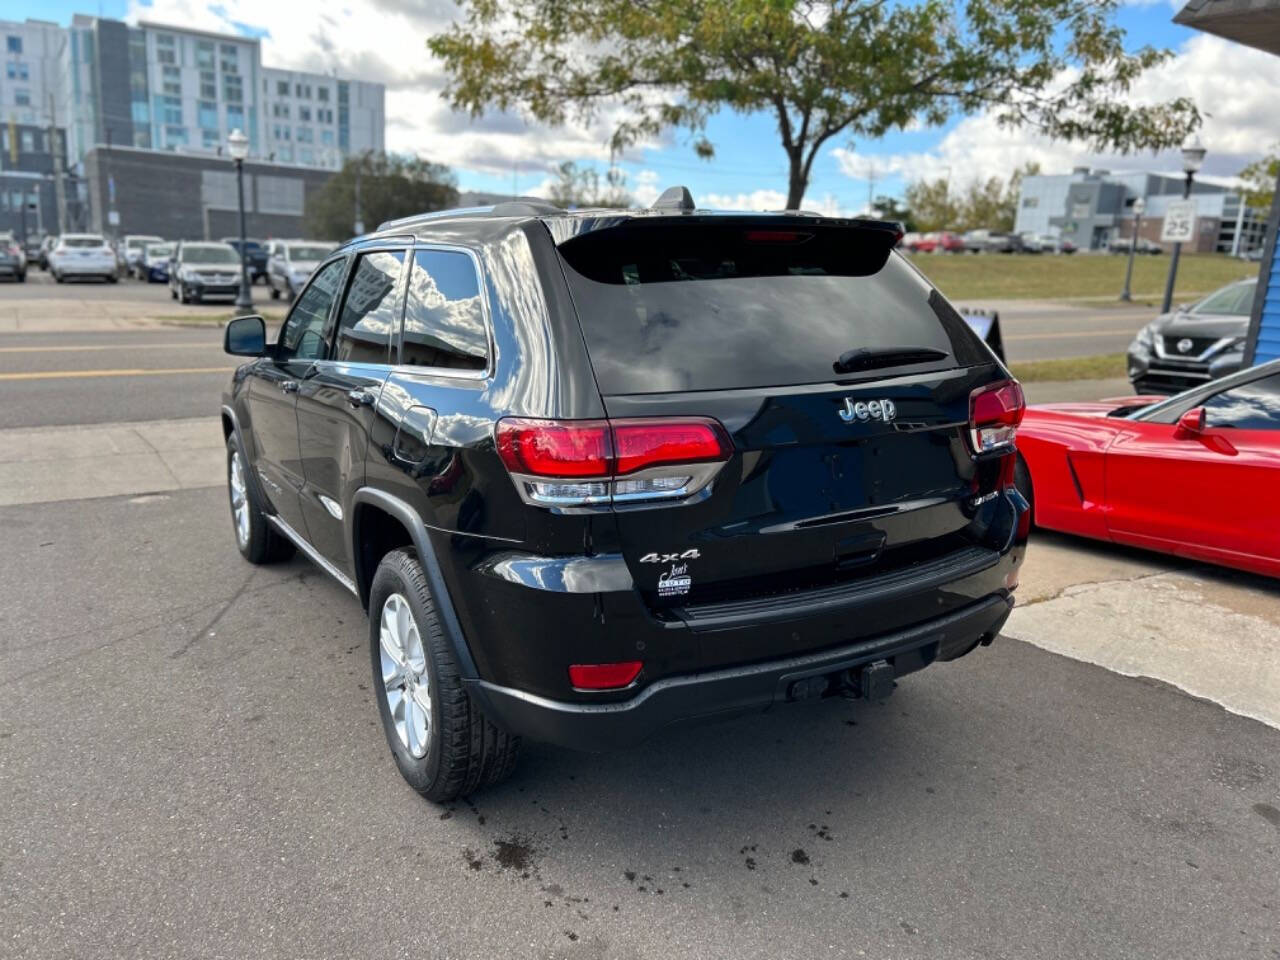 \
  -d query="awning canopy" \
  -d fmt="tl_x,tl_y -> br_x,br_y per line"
1174,0 -> 1280,56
